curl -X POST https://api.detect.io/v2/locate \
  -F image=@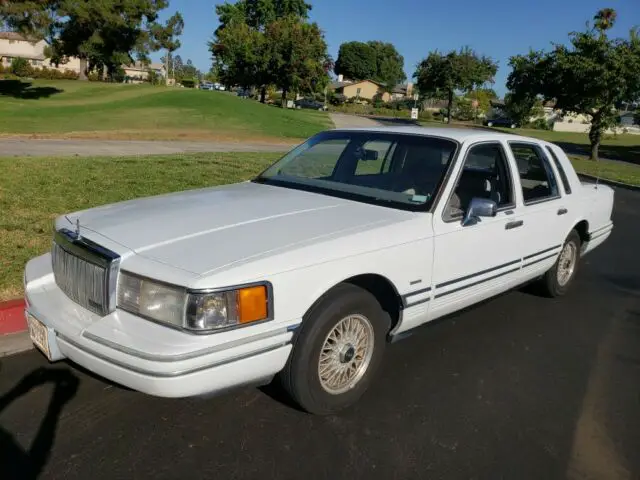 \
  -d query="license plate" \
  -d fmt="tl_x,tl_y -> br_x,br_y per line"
28,314 -> 52,360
